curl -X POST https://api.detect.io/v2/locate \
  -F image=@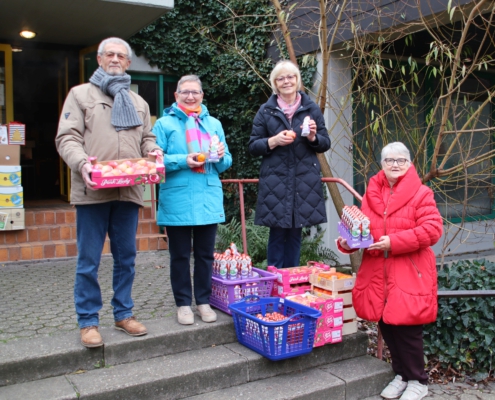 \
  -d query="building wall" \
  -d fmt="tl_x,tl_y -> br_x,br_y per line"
313,53 -> 495,264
